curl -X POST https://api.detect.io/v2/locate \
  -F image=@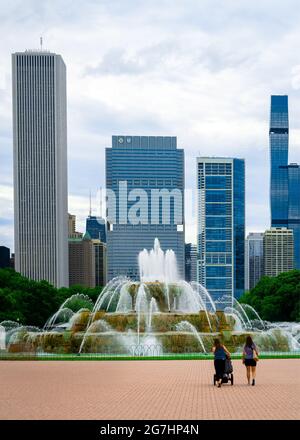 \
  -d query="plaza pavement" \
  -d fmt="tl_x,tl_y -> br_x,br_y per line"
0,359 -> 299,420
